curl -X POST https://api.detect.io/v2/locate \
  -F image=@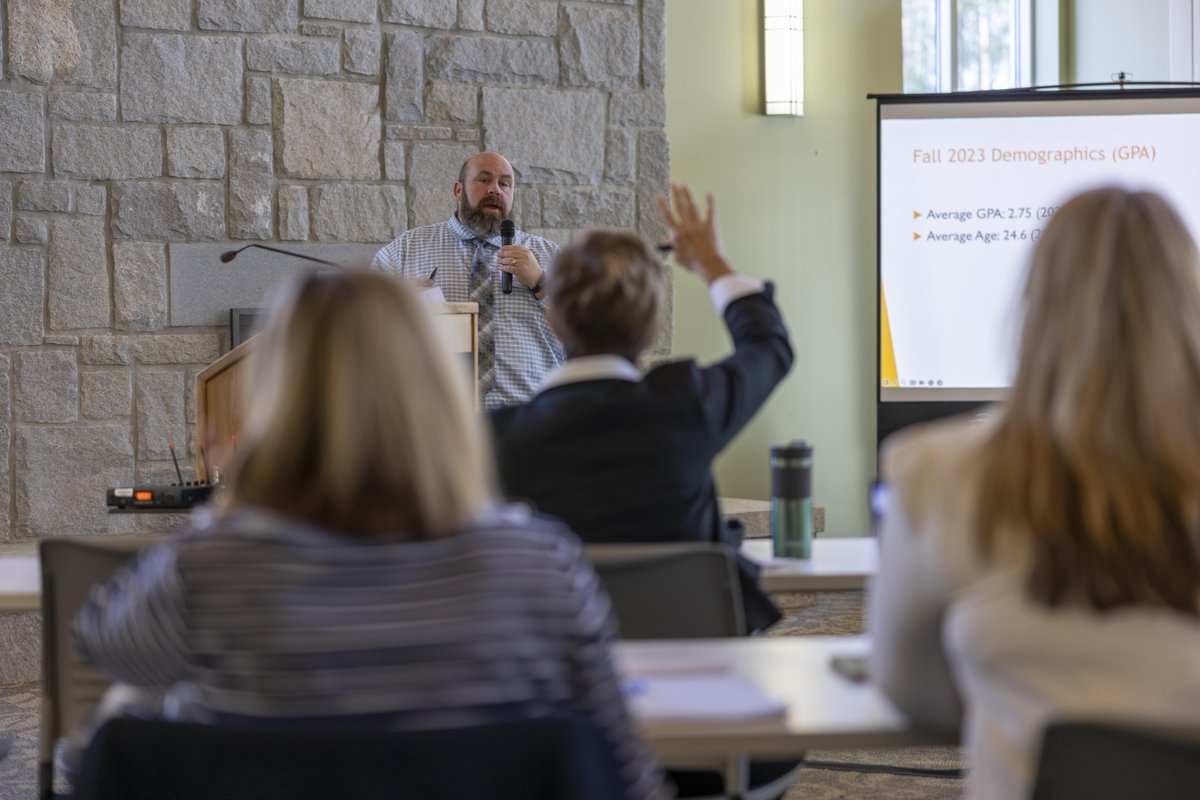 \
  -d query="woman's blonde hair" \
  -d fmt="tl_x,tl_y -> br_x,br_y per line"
226,269 -> 494,539
548,230 -> 665,361
977,186 -> 1200,614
